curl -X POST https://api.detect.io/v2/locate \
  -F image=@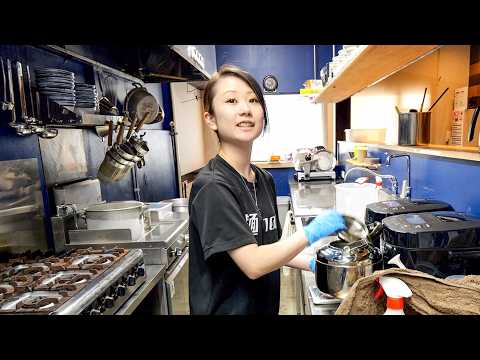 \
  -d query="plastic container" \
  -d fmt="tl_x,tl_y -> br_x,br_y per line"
378,276 -> 412,315
335,183 -> 379,221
